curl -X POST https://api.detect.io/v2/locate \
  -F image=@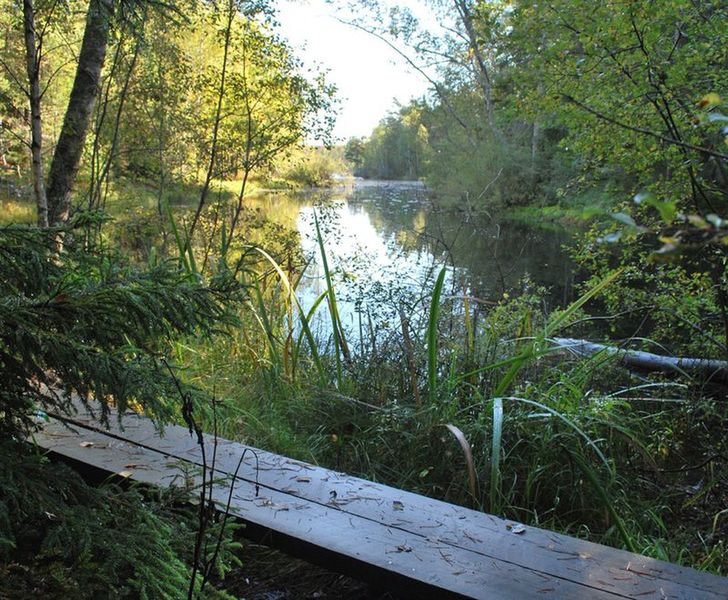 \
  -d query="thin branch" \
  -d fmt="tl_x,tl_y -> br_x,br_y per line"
337,17 -> 472,135
186,0 -> 235,247
561,94 -> 728,161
